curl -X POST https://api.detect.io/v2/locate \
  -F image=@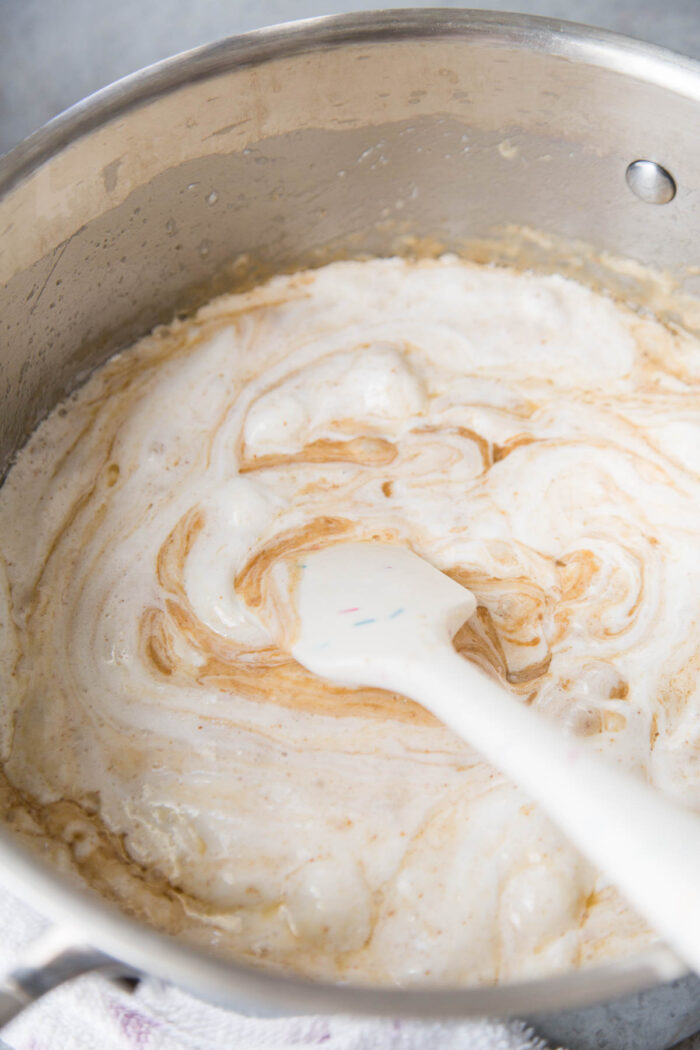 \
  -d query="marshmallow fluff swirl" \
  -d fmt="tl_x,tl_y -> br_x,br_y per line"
2,257 -> 700,985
